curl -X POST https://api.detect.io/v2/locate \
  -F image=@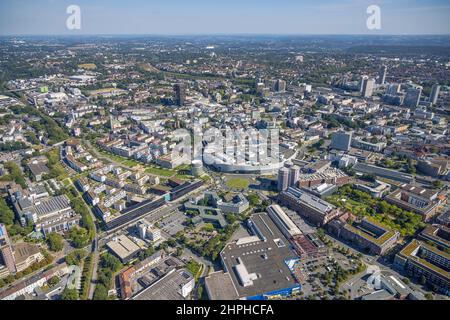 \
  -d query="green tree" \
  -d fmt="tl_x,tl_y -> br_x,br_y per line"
432,180 -> 443,189
47,276 -> 60,287
65,249 -> 87,266
202,223 -> 215,232
100,253 -> 122,272
61,287 -> 79,300
0,198 -> 15,226
247,193 -> 261,207
68,227 -> 90,248
93,284 -> 109,300
47,233 -> 64,252
2,161 -> 27,188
